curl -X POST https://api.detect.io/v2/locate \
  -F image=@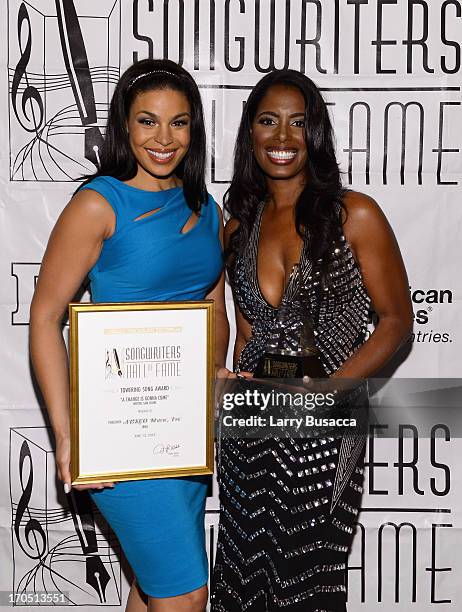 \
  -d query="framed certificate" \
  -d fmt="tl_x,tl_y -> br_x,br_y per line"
68,301 -> 215,485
